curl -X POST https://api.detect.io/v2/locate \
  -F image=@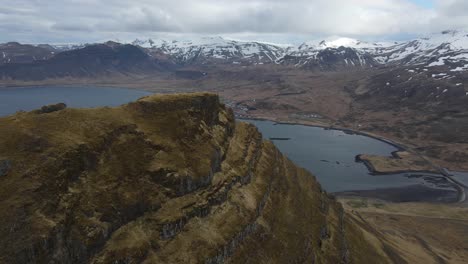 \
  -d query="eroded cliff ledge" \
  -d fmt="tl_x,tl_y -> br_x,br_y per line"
0,93 -> 388,263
